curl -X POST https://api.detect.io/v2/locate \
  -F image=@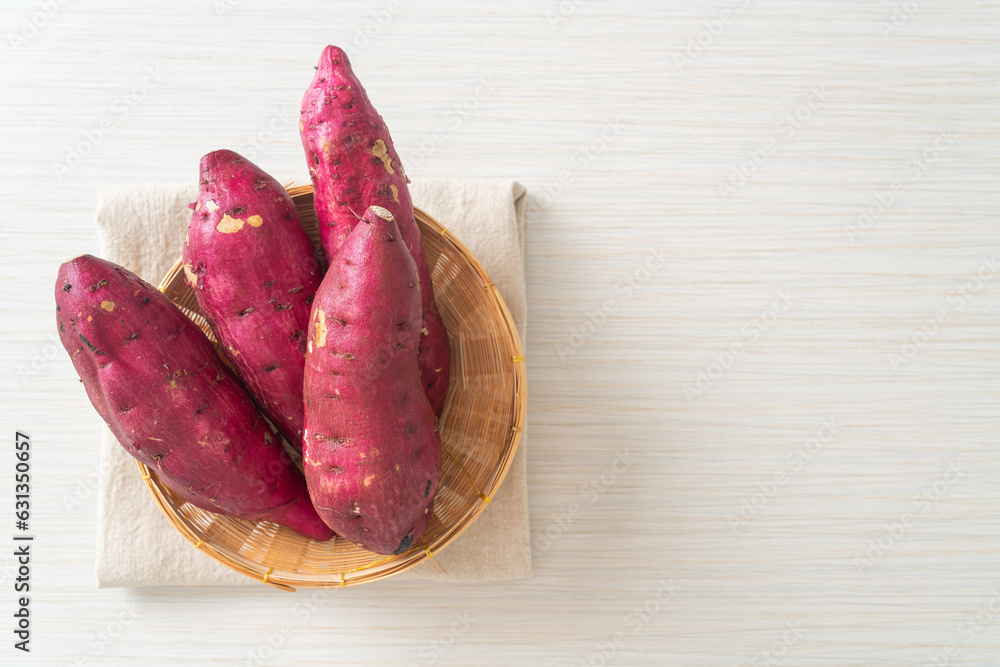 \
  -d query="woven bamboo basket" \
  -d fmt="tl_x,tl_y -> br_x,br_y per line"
142,185 -> 526,590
